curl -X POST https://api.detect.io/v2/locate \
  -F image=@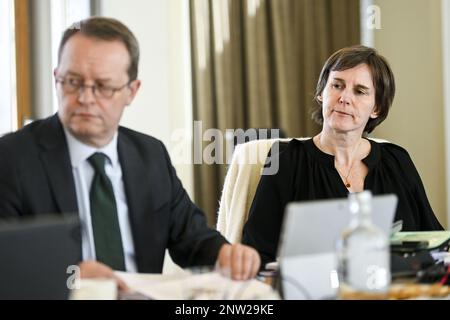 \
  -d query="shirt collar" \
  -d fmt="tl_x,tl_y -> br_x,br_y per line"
64,129 -> 119,169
